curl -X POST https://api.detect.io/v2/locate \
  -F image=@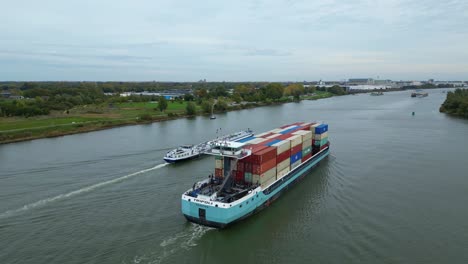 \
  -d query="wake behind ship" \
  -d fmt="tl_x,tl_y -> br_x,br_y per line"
181,122 -> 330,228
